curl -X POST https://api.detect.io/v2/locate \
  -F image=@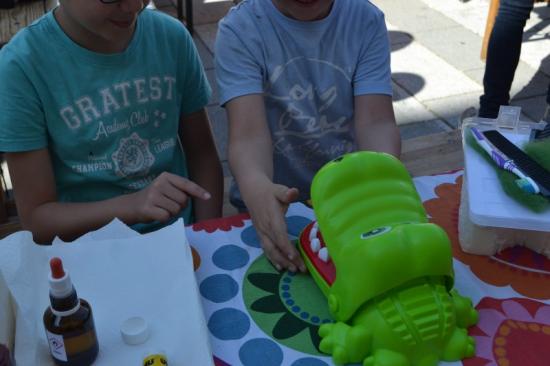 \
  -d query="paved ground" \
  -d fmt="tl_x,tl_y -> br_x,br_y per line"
154,0 -> 550,176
